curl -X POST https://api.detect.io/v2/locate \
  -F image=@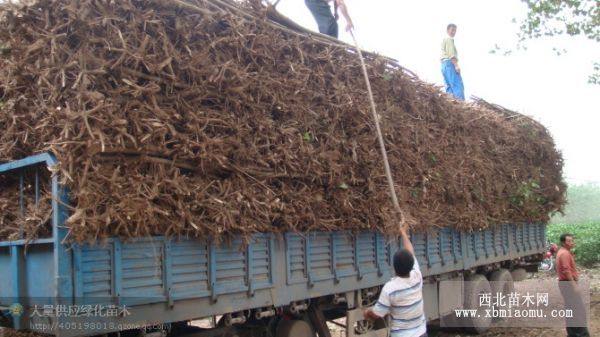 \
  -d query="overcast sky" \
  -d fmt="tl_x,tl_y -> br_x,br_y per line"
276,0 -> 600,184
